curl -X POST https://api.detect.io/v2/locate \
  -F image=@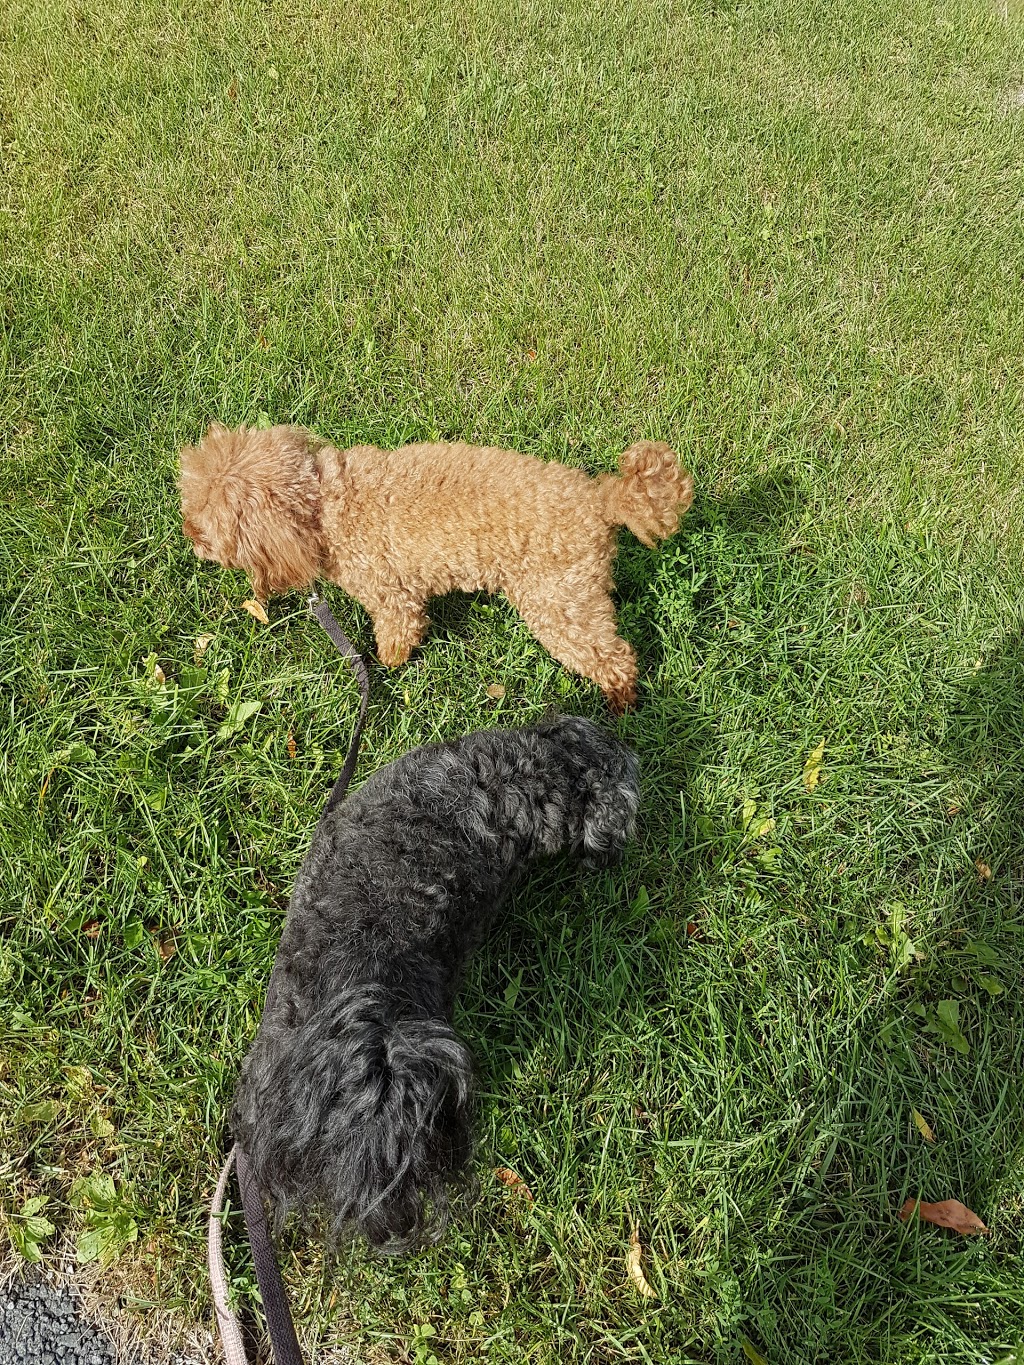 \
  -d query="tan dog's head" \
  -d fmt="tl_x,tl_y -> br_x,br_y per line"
179,422 -> 324,600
